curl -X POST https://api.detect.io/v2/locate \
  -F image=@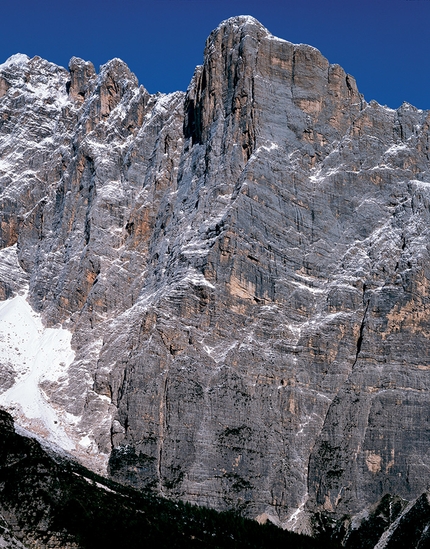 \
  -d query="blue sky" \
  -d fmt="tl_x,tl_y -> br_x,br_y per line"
1,0 -> 429,110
